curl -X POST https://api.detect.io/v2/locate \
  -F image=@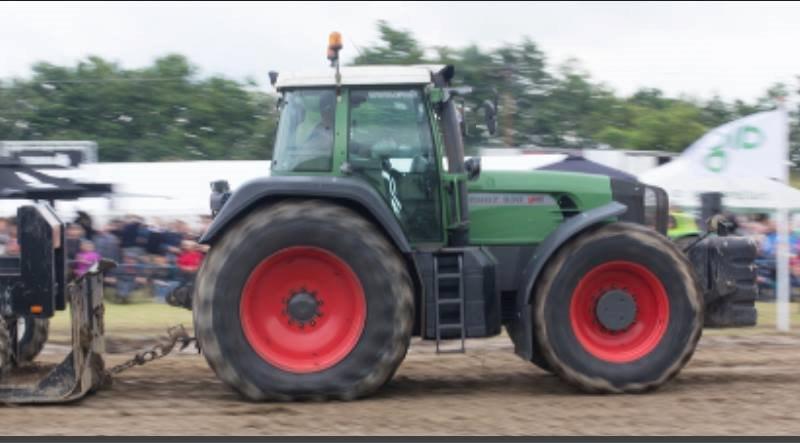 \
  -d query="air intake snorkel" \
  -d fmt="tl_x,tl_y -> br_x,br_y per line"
433,65 -> 470,247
